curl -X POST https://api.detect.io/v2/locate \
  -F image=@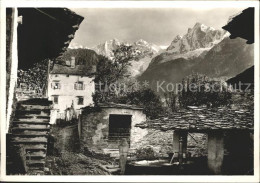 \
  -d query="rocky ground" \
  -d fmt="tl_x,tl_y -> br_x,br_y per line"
46,152 -> 114,175
45,124 -> 116,175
